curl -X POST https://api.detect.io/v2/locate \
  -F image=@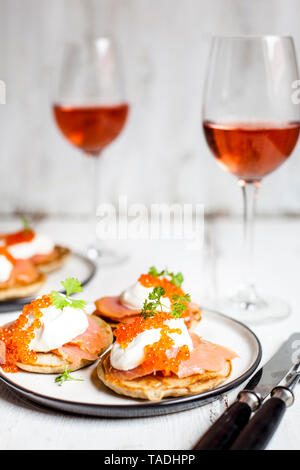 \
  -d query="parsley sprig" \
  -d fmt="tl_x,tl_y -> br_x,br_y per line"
141,286 -> 166,319
50,278 -> 87,310
55,366 -> 84,386
148,266 -> 184,288
171,293 -> 191,318
140,288 -> 191,319
21,216 -> 31,233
